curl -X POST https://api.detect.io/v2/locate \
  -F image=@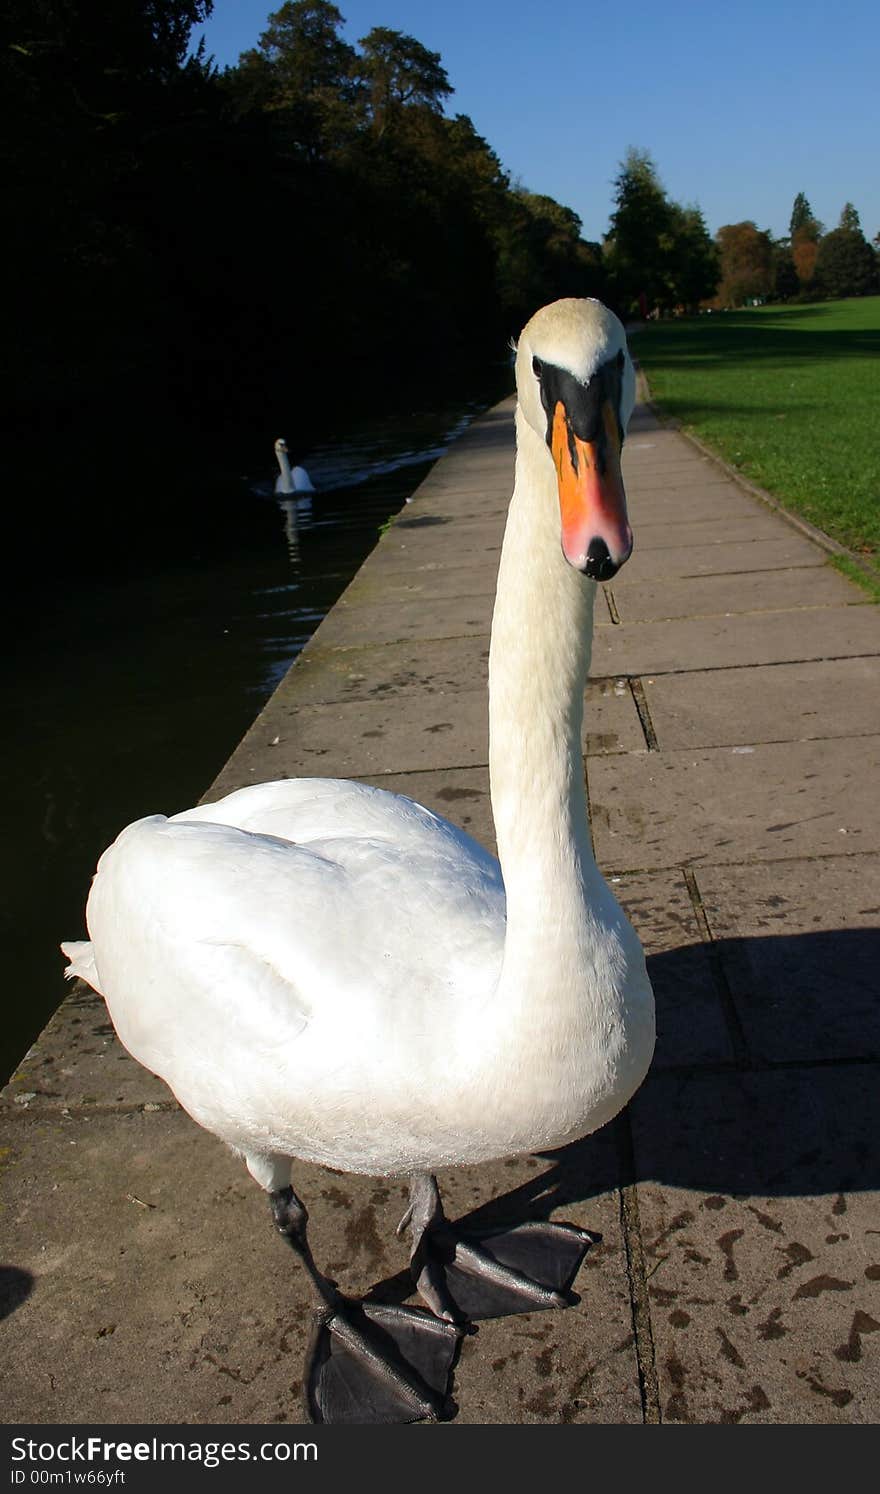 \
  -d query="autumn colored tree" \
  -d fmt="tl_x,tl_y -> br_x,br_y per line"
715,222 -> 774,306
792,236 -> 820,288
787,190 -> 824,290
